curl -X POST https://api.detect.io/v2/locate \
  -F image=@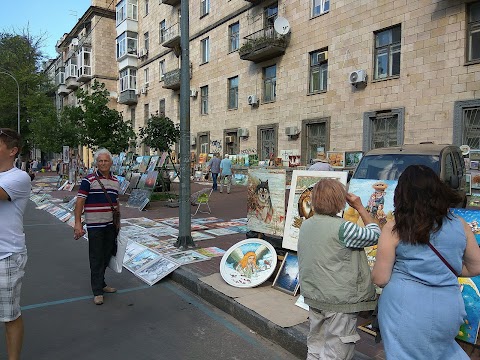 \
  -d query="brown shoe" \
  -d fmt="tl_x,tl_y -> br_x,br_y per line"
103,286 -> 117,293
94,295 -> 104,305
